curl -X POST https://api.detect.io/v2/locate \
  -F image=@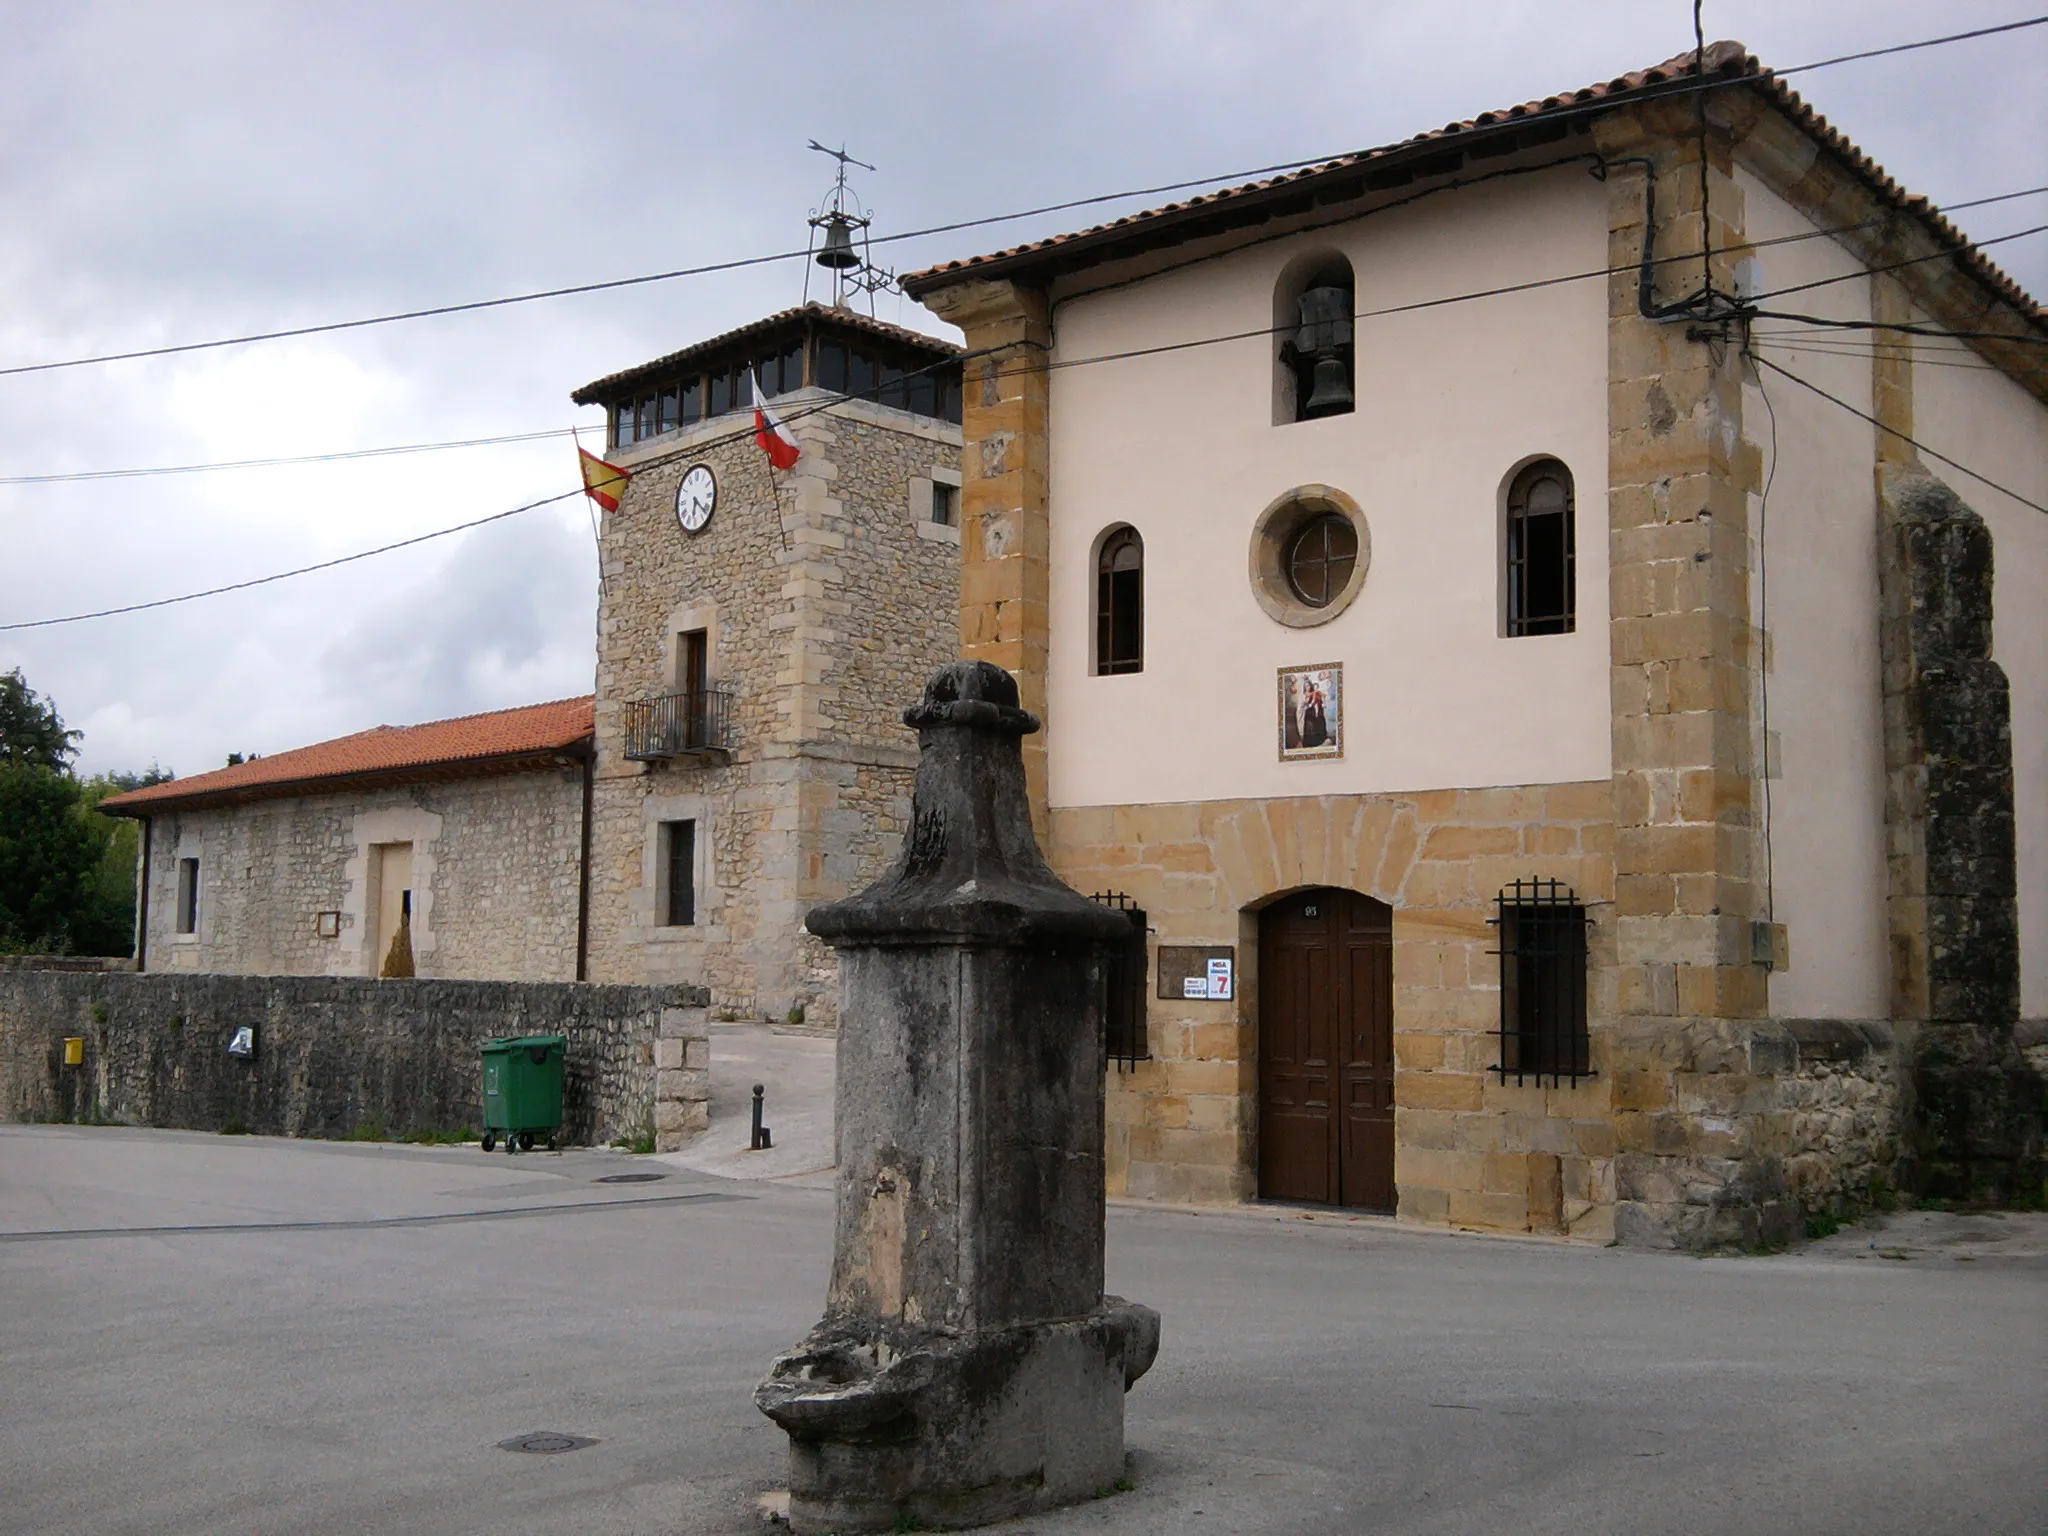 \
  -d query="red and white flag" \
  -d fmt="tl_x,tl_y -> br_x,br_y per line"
750,368 -> 801,471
